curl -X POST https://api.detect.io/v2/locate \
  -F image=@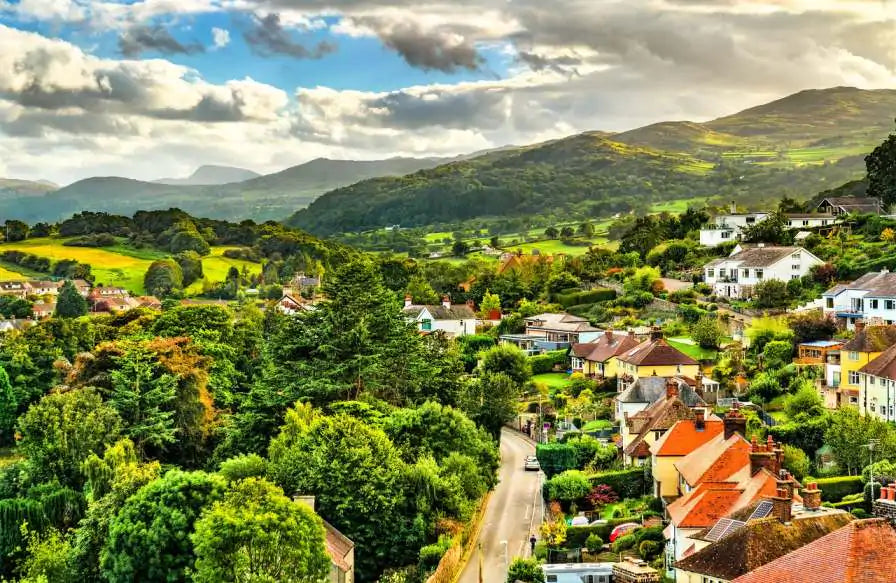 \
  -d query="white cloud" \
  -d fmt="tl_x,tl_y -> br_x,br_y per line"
211,27 -> 231,48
